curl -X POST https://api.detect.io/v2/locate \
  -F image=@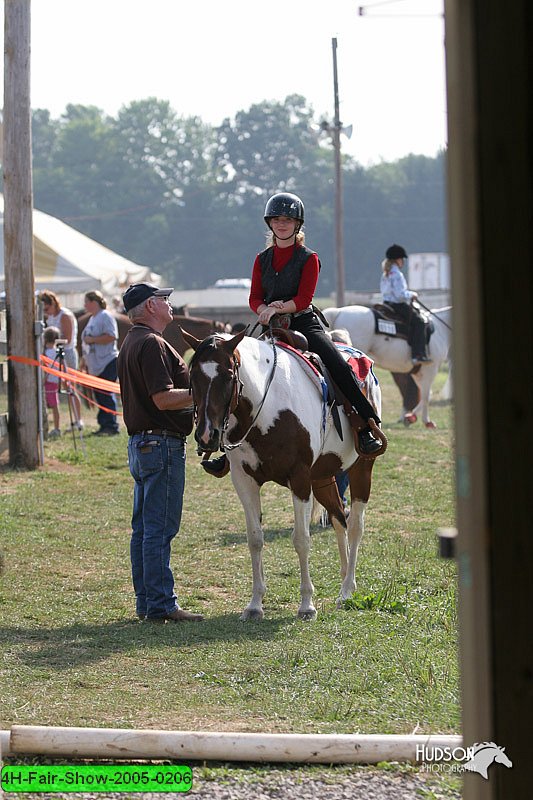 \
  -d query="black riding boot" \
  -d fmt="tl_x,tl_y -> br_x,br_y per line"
358,428 -> 383,455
